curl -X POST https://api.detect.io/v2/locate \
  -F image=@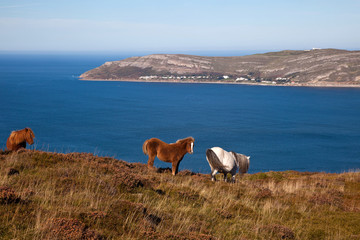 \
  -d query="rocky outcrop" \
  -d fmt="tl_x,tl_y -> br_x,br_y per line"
80,49 -> 360,86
